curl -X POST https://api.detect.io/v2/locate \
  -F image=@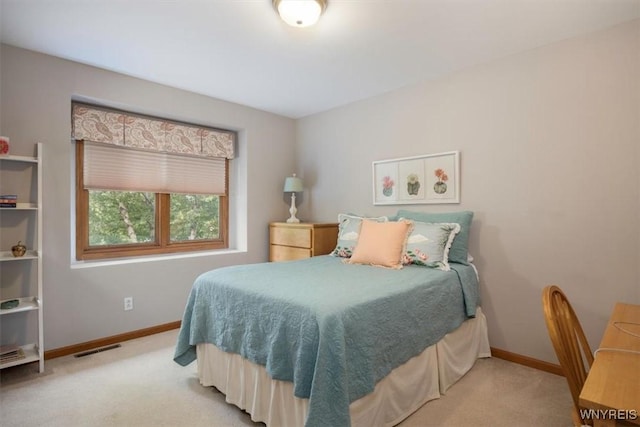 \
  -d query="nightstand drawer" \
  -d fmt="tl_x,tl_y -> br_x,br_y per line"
271,226 -> 312,248
270,245 -> 311,262
269,222 -> 338,262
